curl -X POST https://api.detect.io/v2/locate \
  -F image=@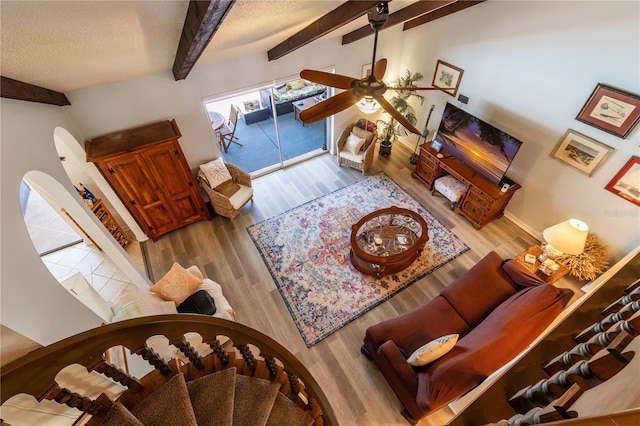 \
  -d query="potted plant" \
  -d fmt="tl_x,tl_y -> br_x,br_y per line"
377,70 -> 425,156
